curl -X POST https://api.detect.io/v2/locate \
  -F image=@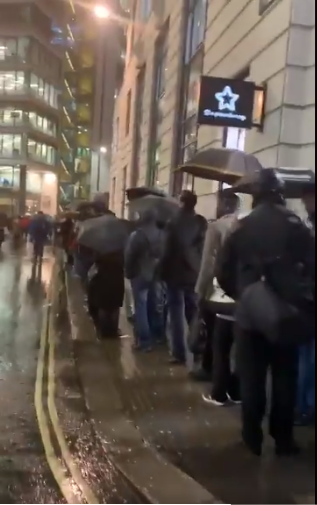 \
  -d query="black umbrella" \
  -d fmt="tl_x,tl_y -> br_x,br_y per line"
77,215 -> 134,255
129,194 -> 179,221
176,148 -> 263,184
126,186 -> 166,201
226,167 -> 315,199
